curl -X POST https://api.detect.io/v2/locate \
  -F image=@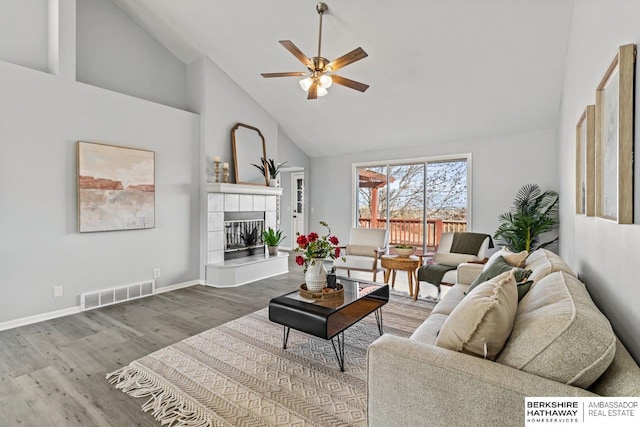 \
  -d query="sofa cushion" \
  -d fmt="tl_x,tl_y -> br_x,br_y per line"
435,271 -> 517,360
497,271 -> 616,388
431,284 -> 469,316
466,256 -> 531,294
410,313 -> 448,345
346,244 -> 377,257
433,252 -> 477,266
525,248 -> 576,283
333,255 -> 379,270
